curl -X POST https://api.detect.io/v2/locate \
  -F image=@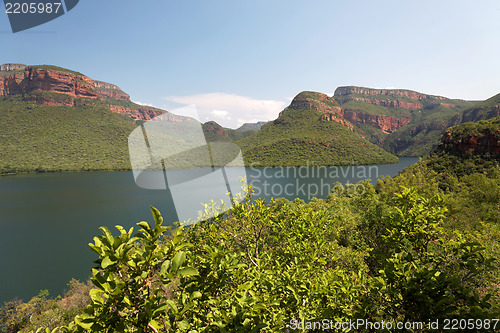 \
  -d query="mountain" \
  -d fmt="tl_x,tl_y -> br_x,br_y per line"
236,91 -> 399,166
235,121 -> 268,133
437,116 -> 500,157
332,86 -> 478,156
202,121 -> 254,142
4,63 -> 497,172
453,93 -> 500,124
0,64 -> 184,174
0,64 -> 169,122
